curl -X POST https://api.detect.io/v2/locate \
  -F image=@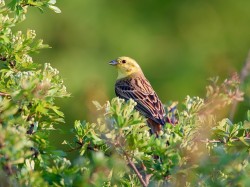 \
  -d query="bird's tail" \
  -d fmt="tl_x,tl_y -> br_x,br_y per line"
147,118 -> 162,137
165,102 -> 178,125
